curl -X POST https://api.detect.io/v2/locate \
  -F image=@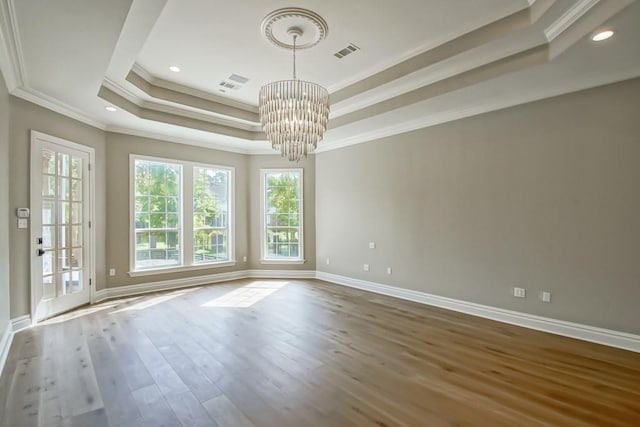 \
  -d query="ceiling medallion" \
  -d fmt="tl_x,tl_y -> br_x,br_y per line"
261,7 -> 328,50
259,8 -> 330,162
